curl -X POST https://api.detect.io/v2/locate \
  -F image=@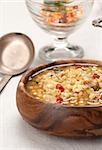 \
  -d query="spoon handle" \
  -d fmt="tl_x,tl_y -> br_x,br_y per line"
0,75 -> 12,93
